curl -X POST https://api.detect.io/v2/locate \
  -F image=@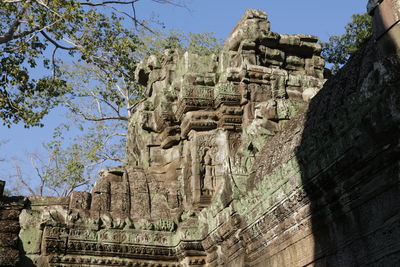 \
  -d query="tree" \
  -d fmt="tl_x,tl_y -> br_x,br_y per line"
0,0 -> 184,127
321,13 -> 372,73
8,122 -> 123,196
